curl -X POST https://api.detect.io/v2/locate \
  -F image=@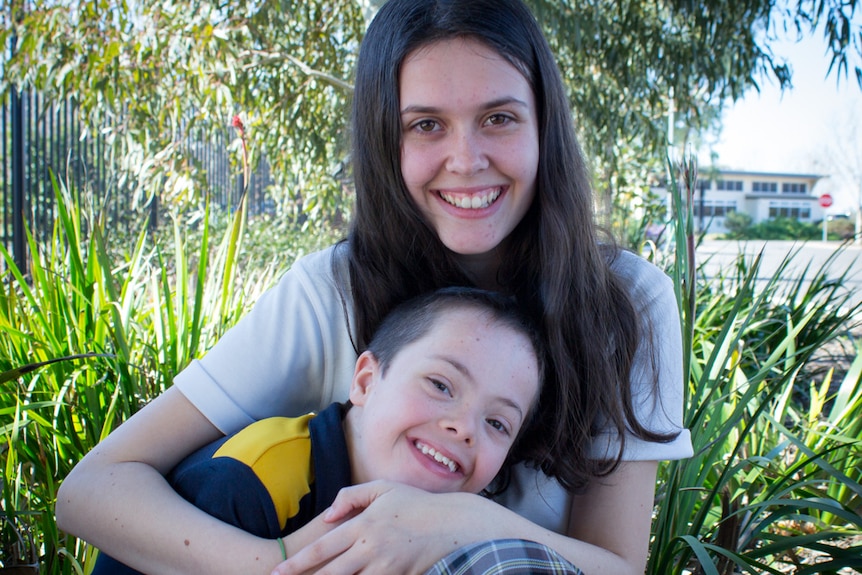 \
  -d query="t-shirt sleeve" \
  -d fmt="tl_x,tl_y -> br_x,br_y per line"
588,252 -> 694,461
212,415 -> 315,530
173,247 -> 359,435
